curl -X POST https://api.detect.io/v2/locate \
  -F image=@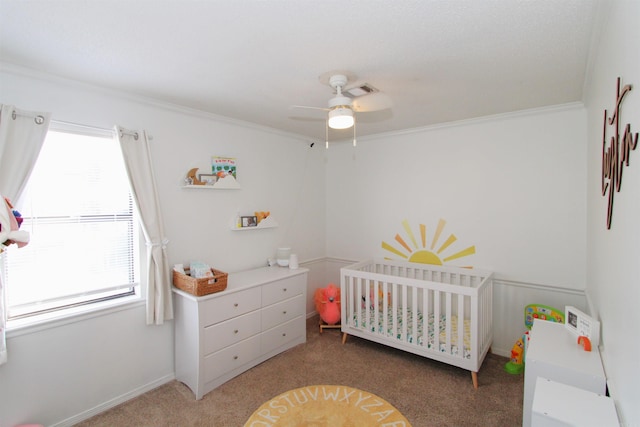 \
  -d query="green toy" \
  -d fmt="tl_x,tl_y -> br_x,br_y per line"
504,304 -> 565,374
